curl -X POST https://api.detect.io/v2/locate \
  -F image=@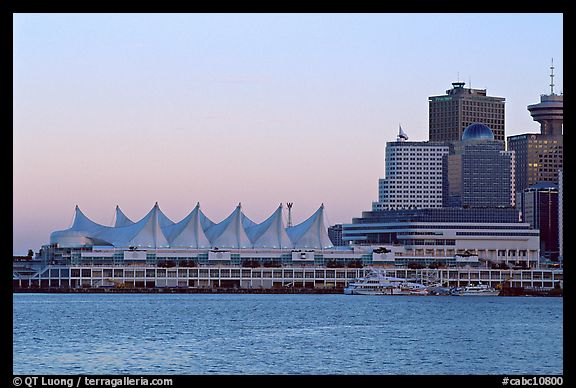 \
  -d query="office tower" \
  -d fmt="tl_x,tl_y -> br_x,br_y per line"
558,169 -> 562,262
429,82 -> 505,142
443,123 -> 515,208
517,183 -> 559,260
372,127 -> 449,211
